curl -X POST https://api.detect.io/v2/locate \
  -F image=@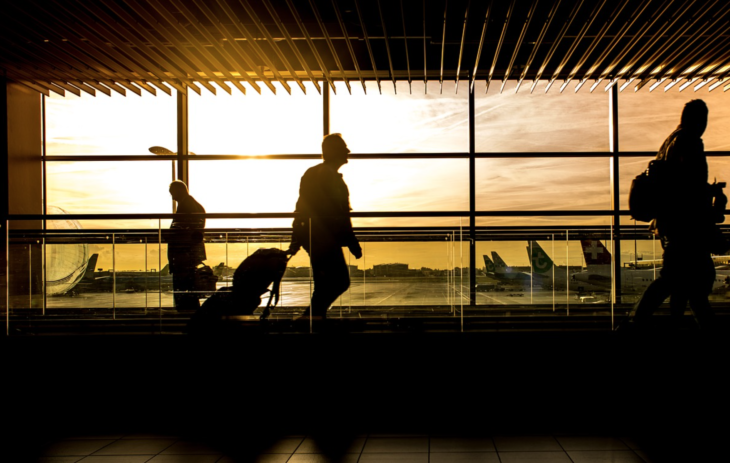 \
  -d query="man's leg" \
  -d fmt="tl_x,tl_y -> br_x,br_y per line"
633,276 -> 671,328
687,255 -> 716,330
172,269 -> 200,311
308,245 -> 350,318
